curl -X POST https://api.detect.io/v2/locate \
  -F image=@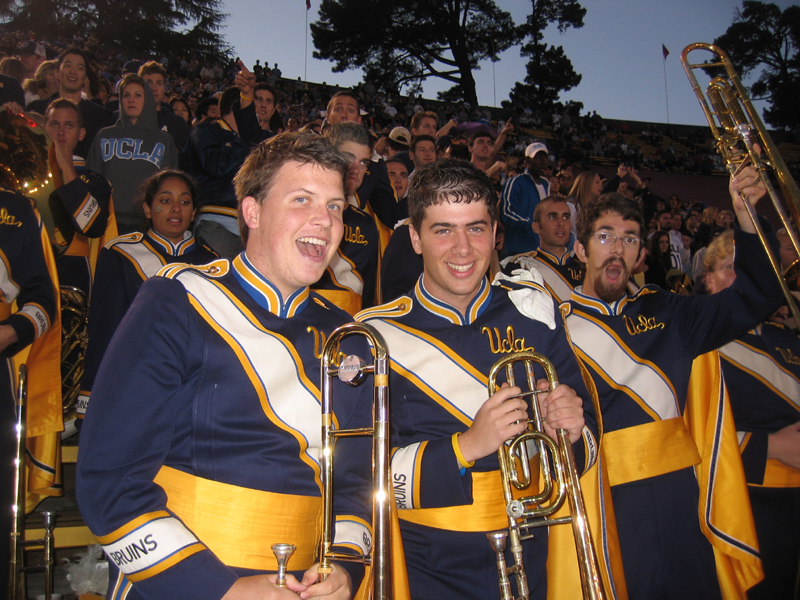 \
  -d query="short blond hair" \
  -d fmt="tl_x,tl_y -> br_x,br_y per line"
703,230 -> 734,274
